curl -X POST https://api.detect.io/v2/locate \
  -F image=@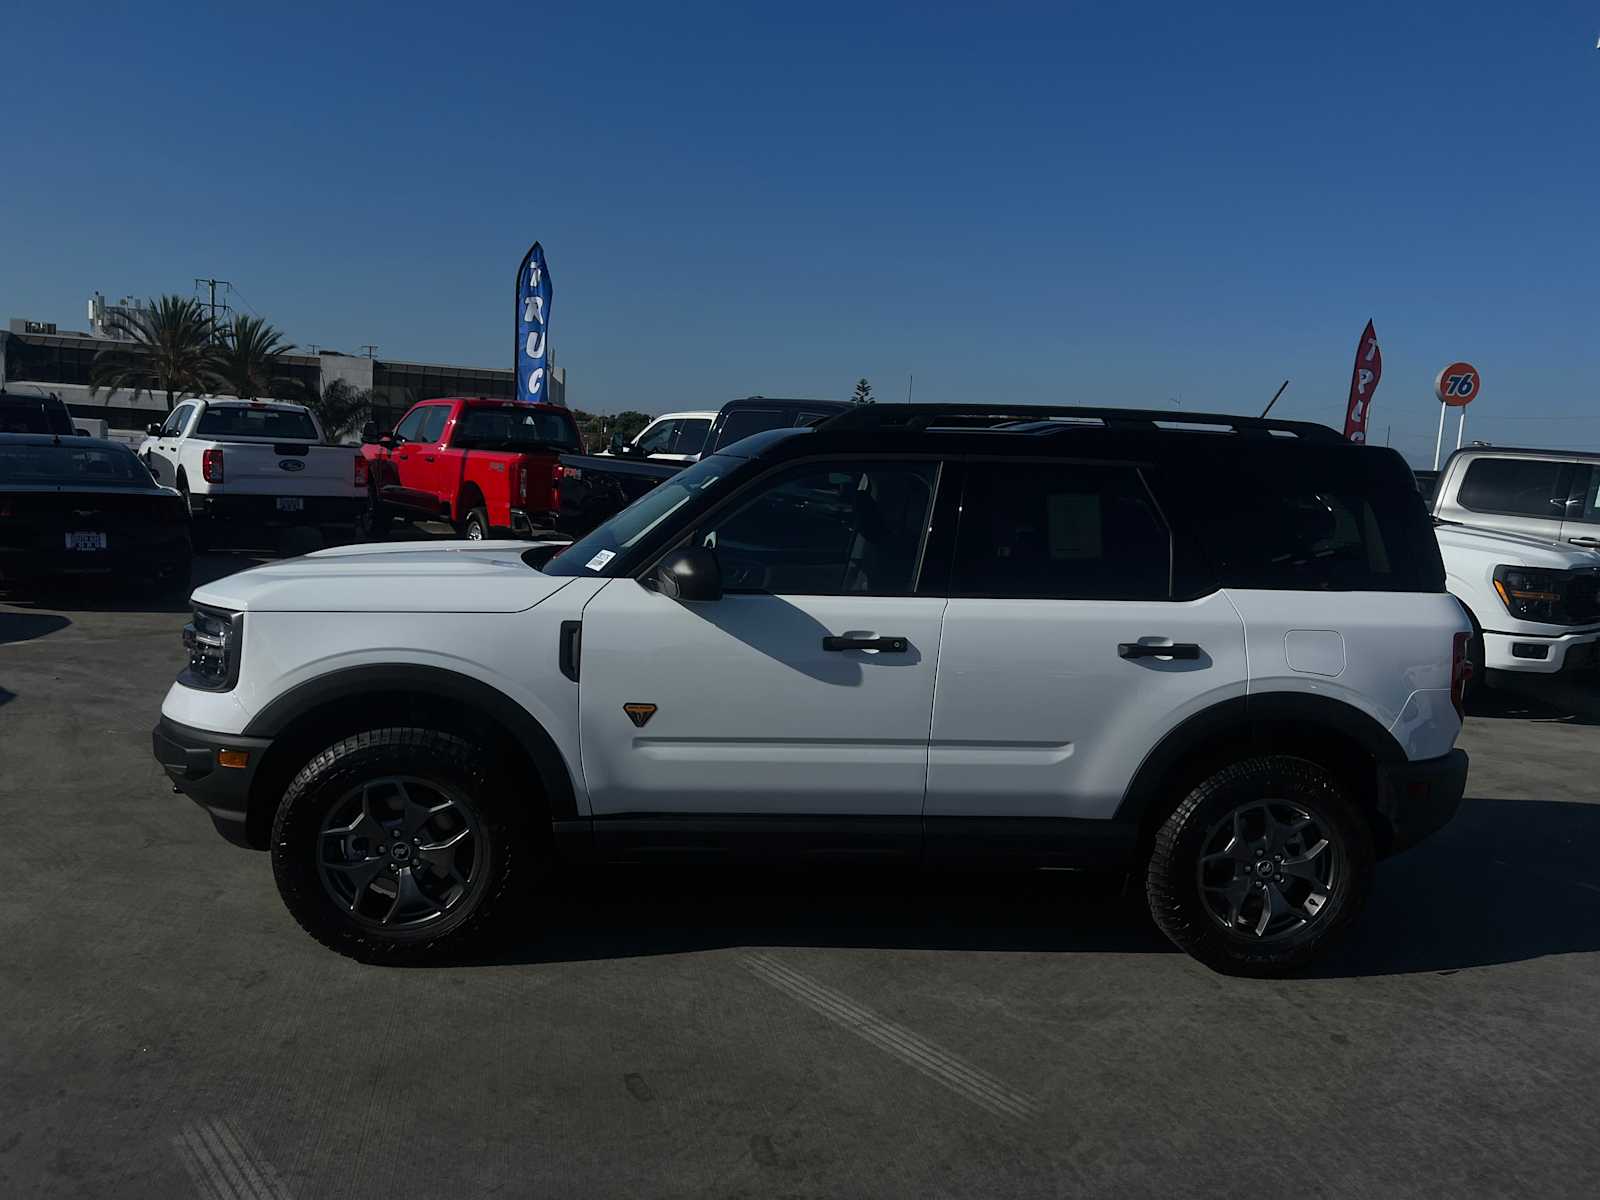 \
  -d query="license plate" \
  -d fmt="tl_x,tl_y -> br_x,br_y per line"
276,497 -> 304,512
65,531 -> 108,551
